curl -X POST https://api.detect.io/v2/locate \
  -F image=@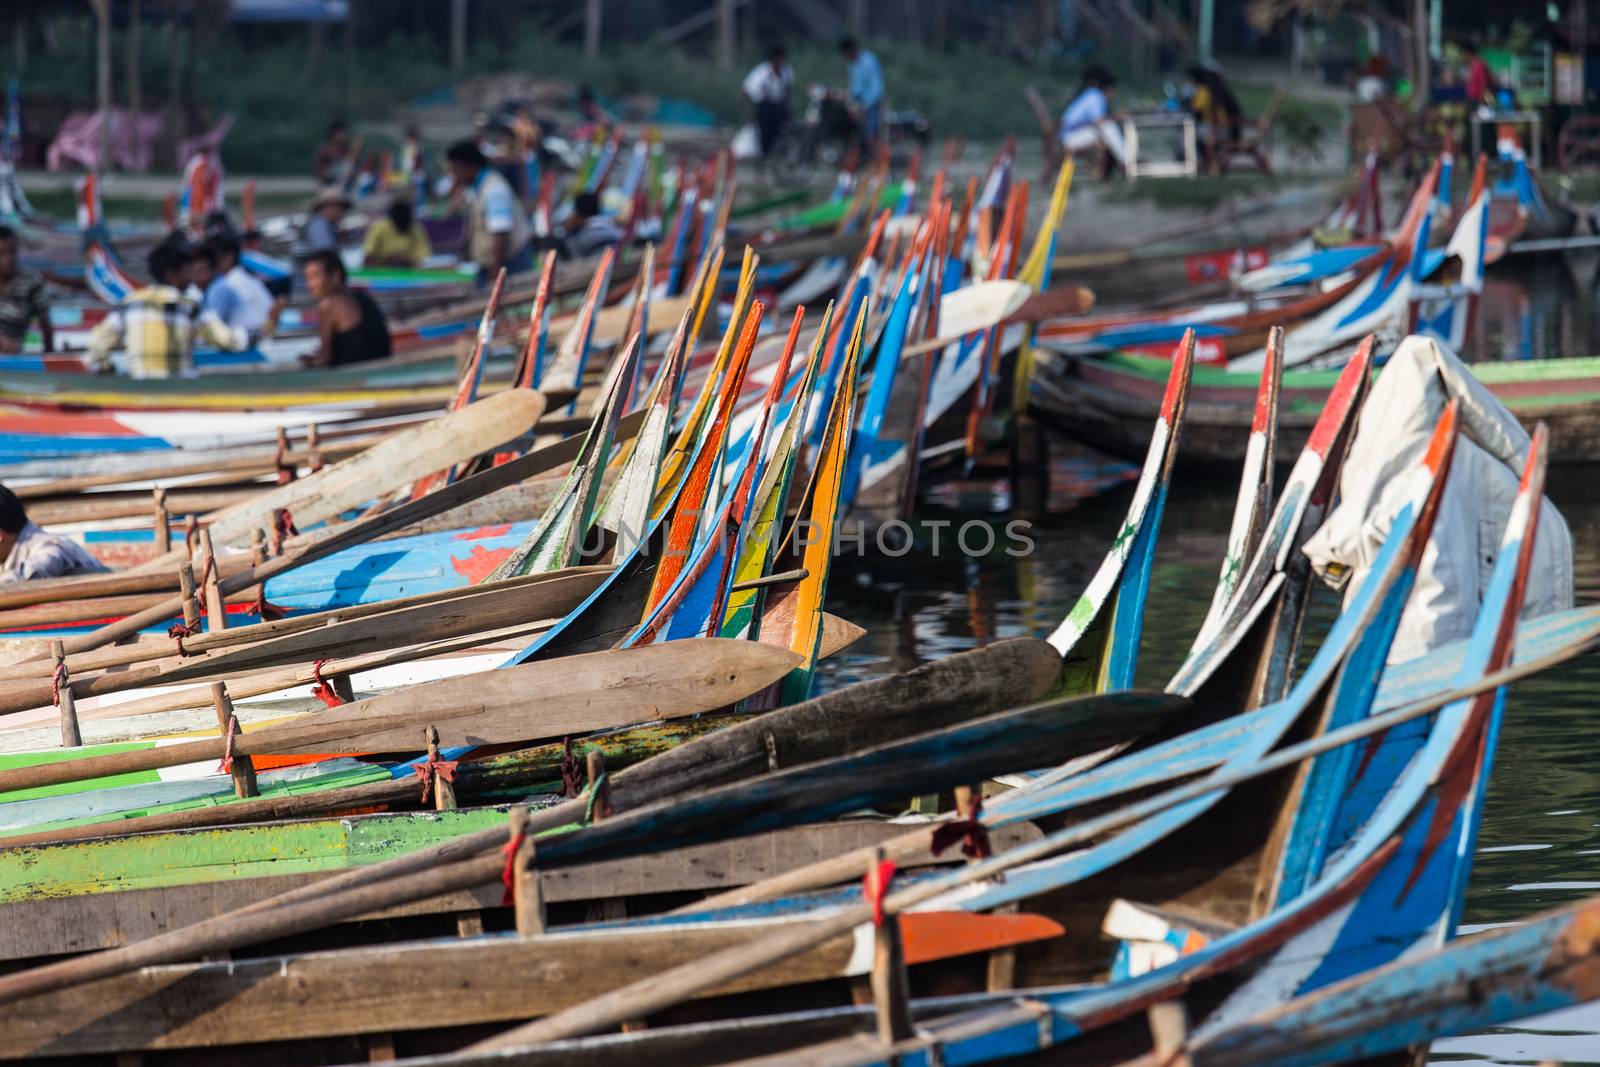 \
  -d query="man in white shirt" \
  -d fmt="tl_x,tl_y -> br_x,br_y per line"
446,140 -> 533,284
196,234 -> 277,334
1059,66 -> 1126,176
742,44 -> 794,159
